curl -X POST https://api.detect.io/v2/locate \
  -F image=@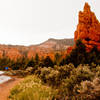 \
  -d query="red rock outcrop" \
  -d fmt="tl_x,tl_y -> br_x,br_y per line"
74,3 -> 100,51
0,38 -> 72,60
